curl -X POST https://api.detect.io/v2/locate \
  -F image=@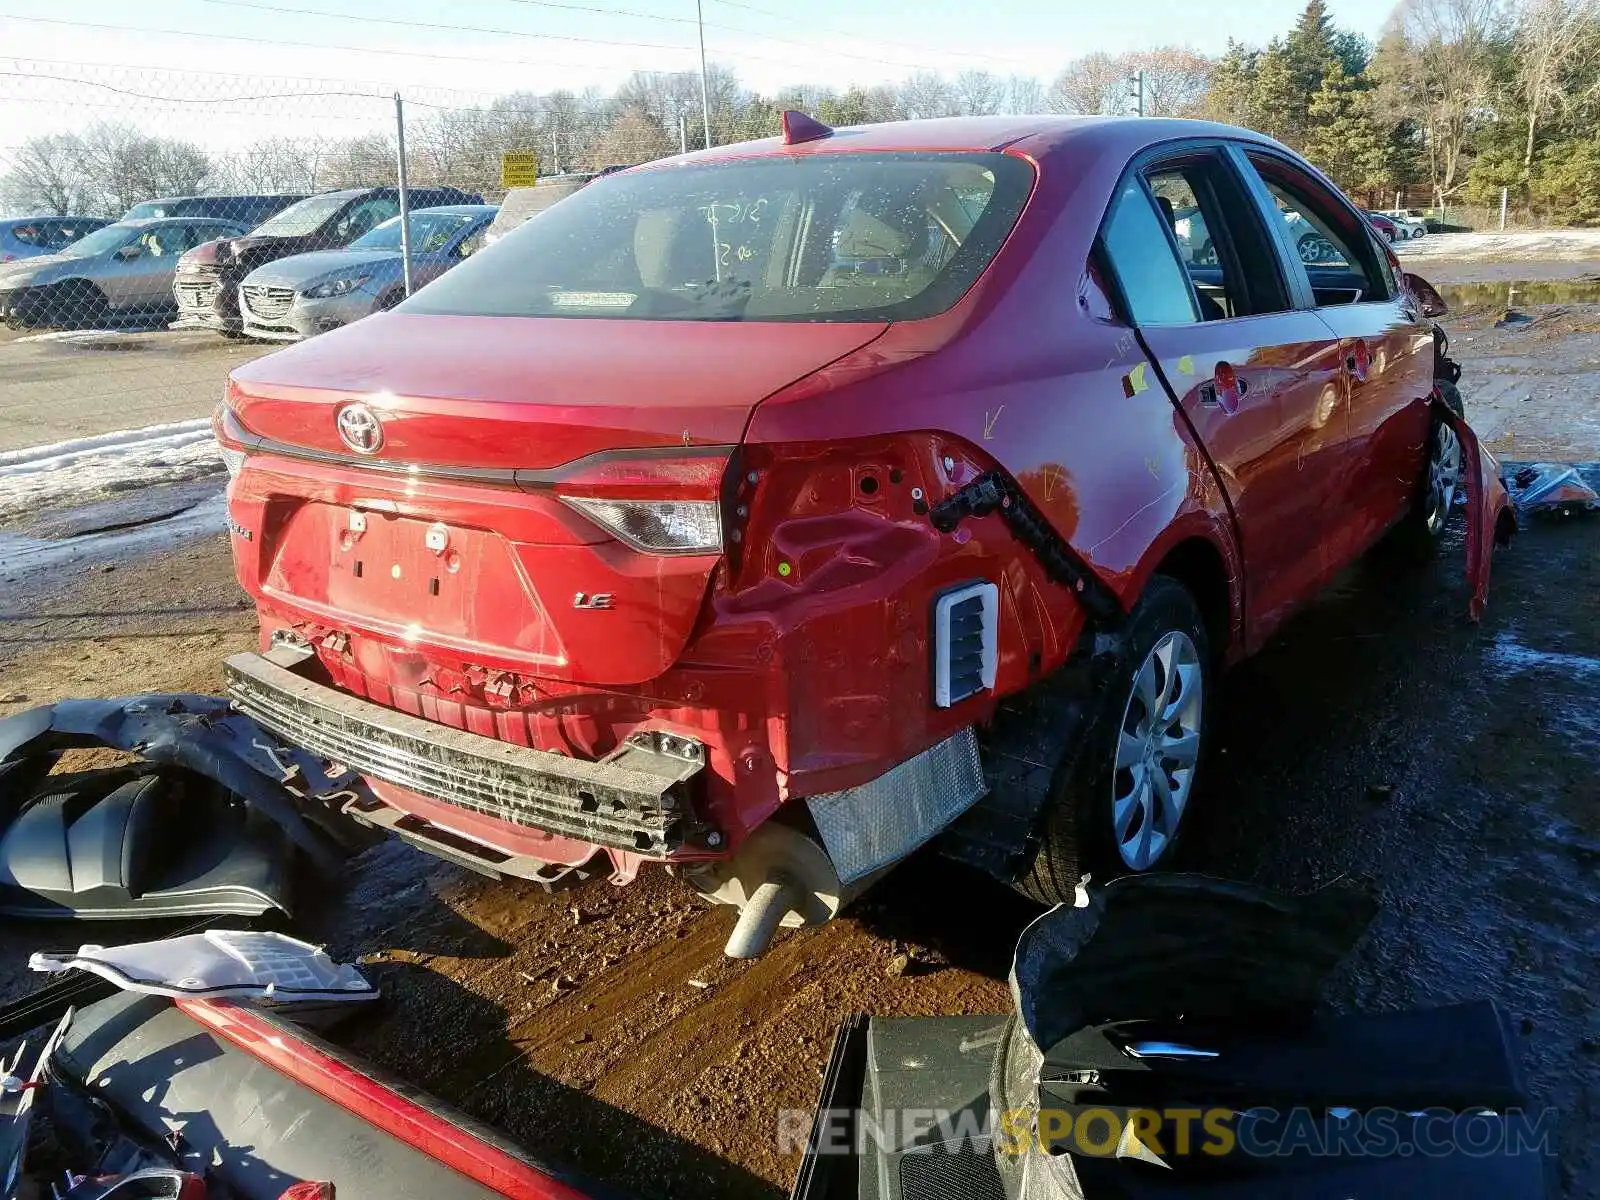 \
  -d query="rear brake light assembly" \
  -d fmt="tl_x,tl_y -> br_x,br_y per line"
544,449 -> 733,555
212,394 -> 251,478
